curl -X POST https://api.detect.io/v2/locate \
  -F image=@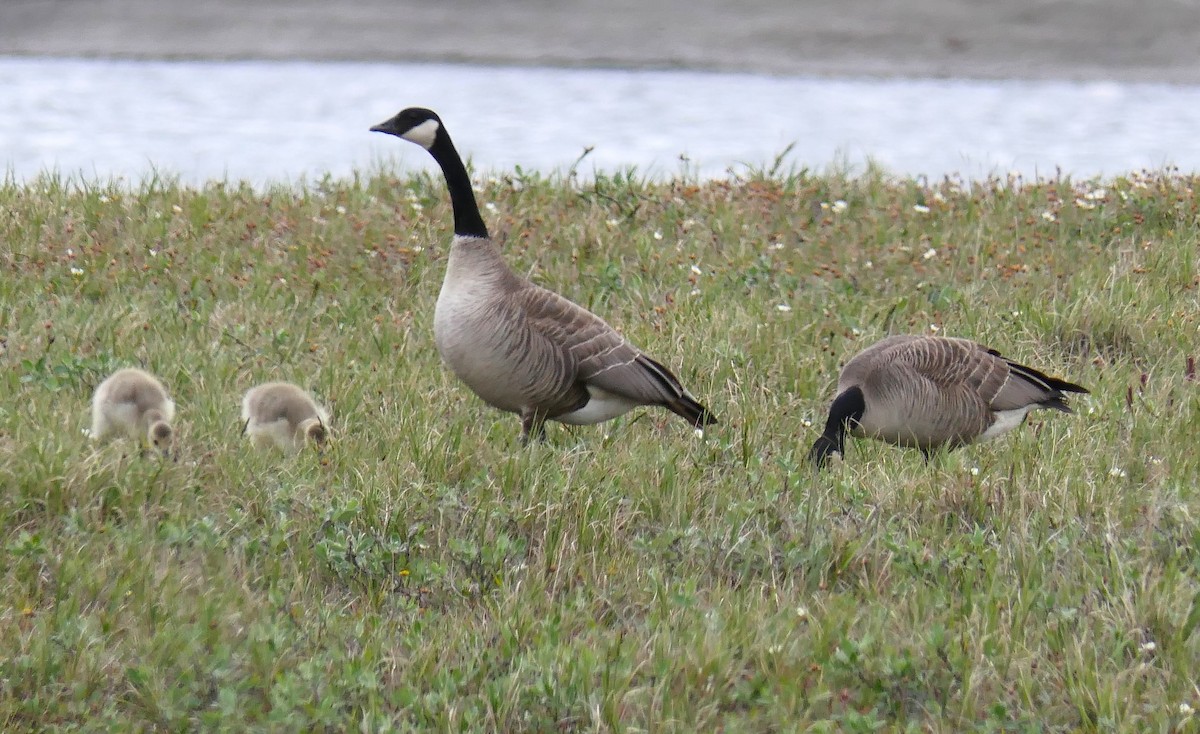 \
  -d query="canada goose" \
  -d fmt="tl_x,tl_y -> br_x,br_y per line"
91,367 -> 176,455
241,382 -> 330,453
370,107 -> 715,442
809,335 -> 1088,467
